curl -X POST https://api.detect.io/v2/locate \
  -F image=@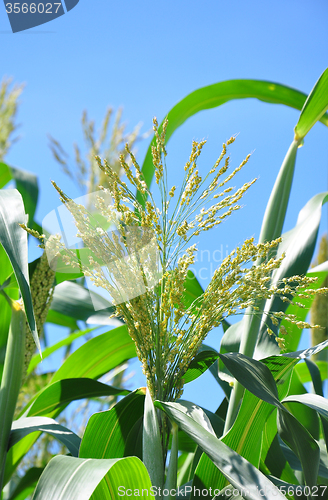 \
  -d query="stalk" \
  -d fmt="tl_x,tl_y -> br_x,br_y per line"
224,139 -> 300,433
0,300 -> 26,491
164,422 -> 178,500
